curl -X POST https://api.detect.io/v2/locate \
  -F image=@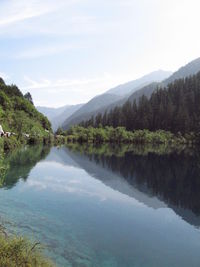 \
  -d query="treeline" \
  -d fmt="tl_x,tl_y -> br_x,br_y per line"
80,72 -> 200,133
58,126 -> 197,145
0,78 -> 55,150
0,78 -> 51,135
66,143 -> 200,217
